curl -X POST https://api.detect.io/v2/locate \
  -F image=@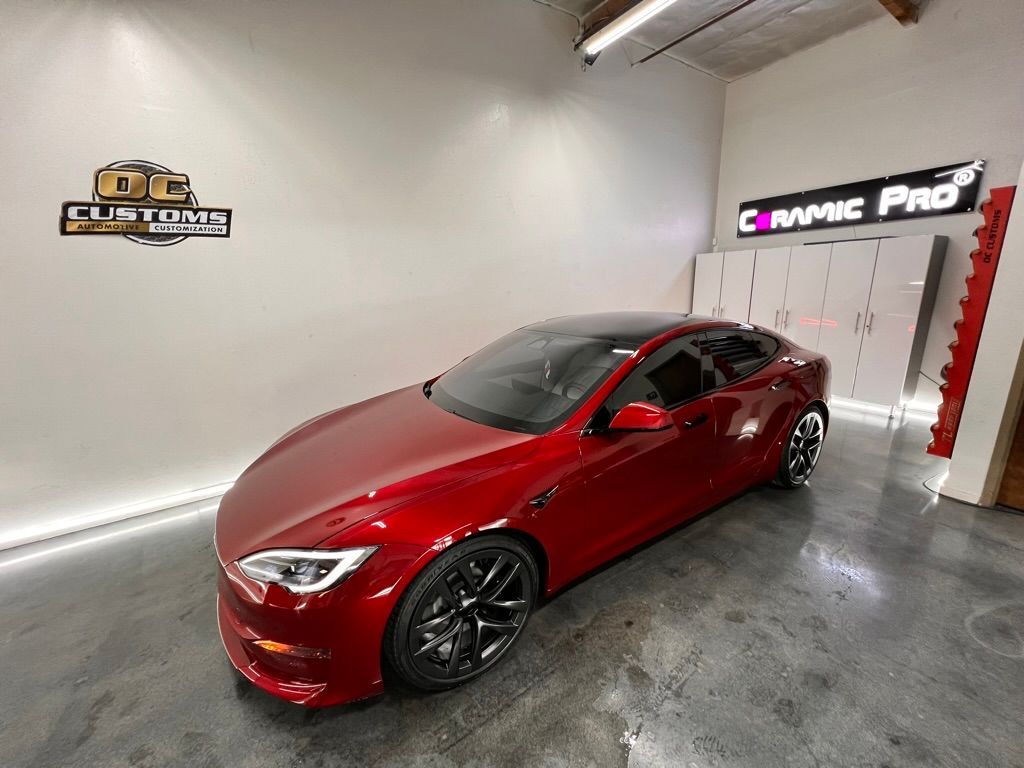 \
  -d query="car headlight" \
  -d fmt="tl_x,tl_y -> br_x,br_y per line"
238,547 -> 379,594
